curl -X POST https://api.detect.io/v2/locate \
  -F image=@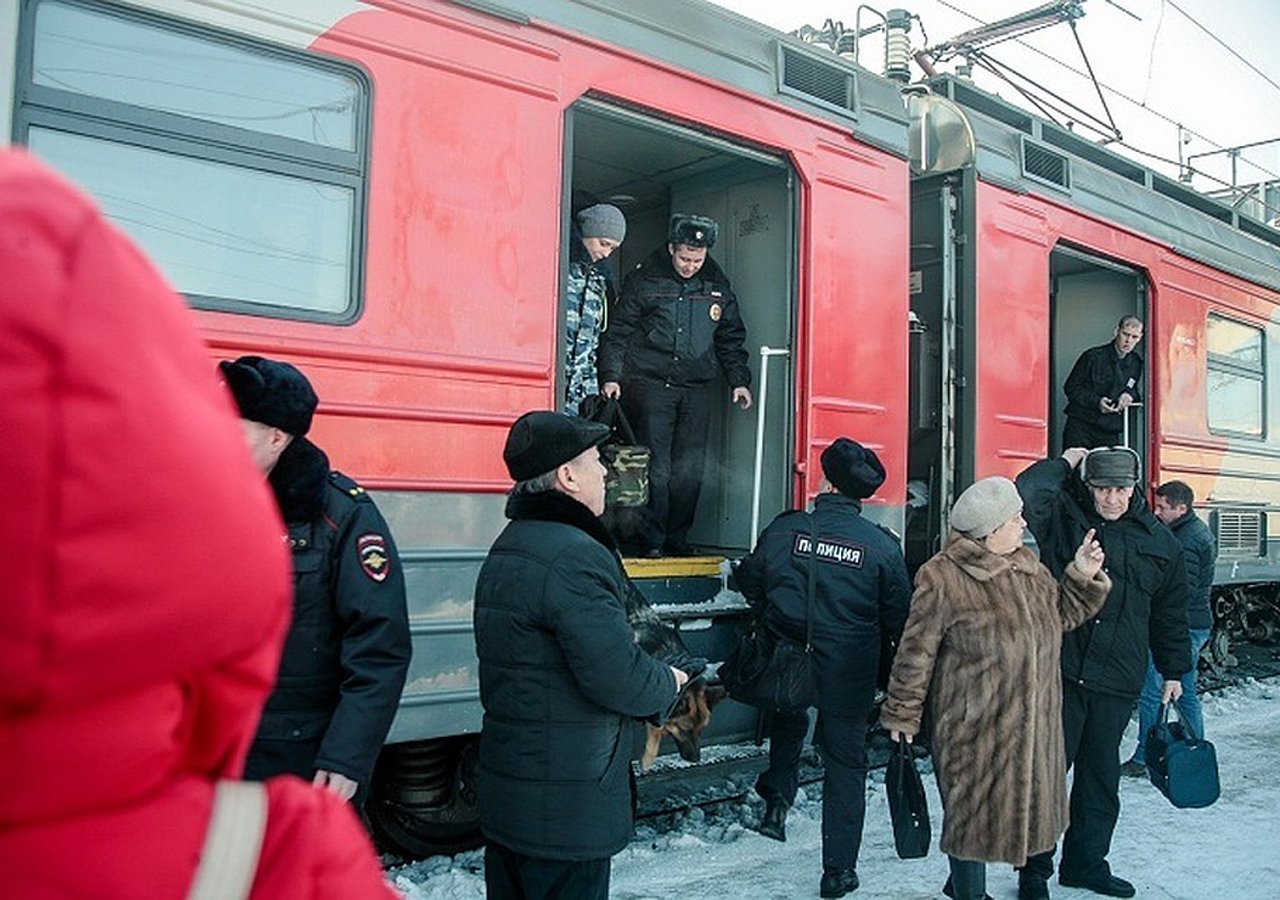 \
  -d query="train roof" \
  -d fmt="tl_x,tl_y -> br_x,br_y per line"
465,0 -> 911,158
921,74 -> 1280,293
